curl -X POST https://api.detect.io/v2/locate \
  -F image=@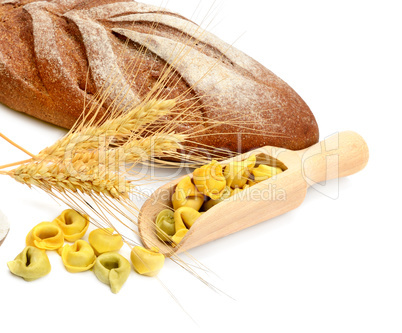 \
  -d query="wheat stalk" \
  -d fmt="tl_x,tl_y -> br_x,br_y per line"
39,99 -> 177,158
9,158 -> 131,199
6,129 -> 187,200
